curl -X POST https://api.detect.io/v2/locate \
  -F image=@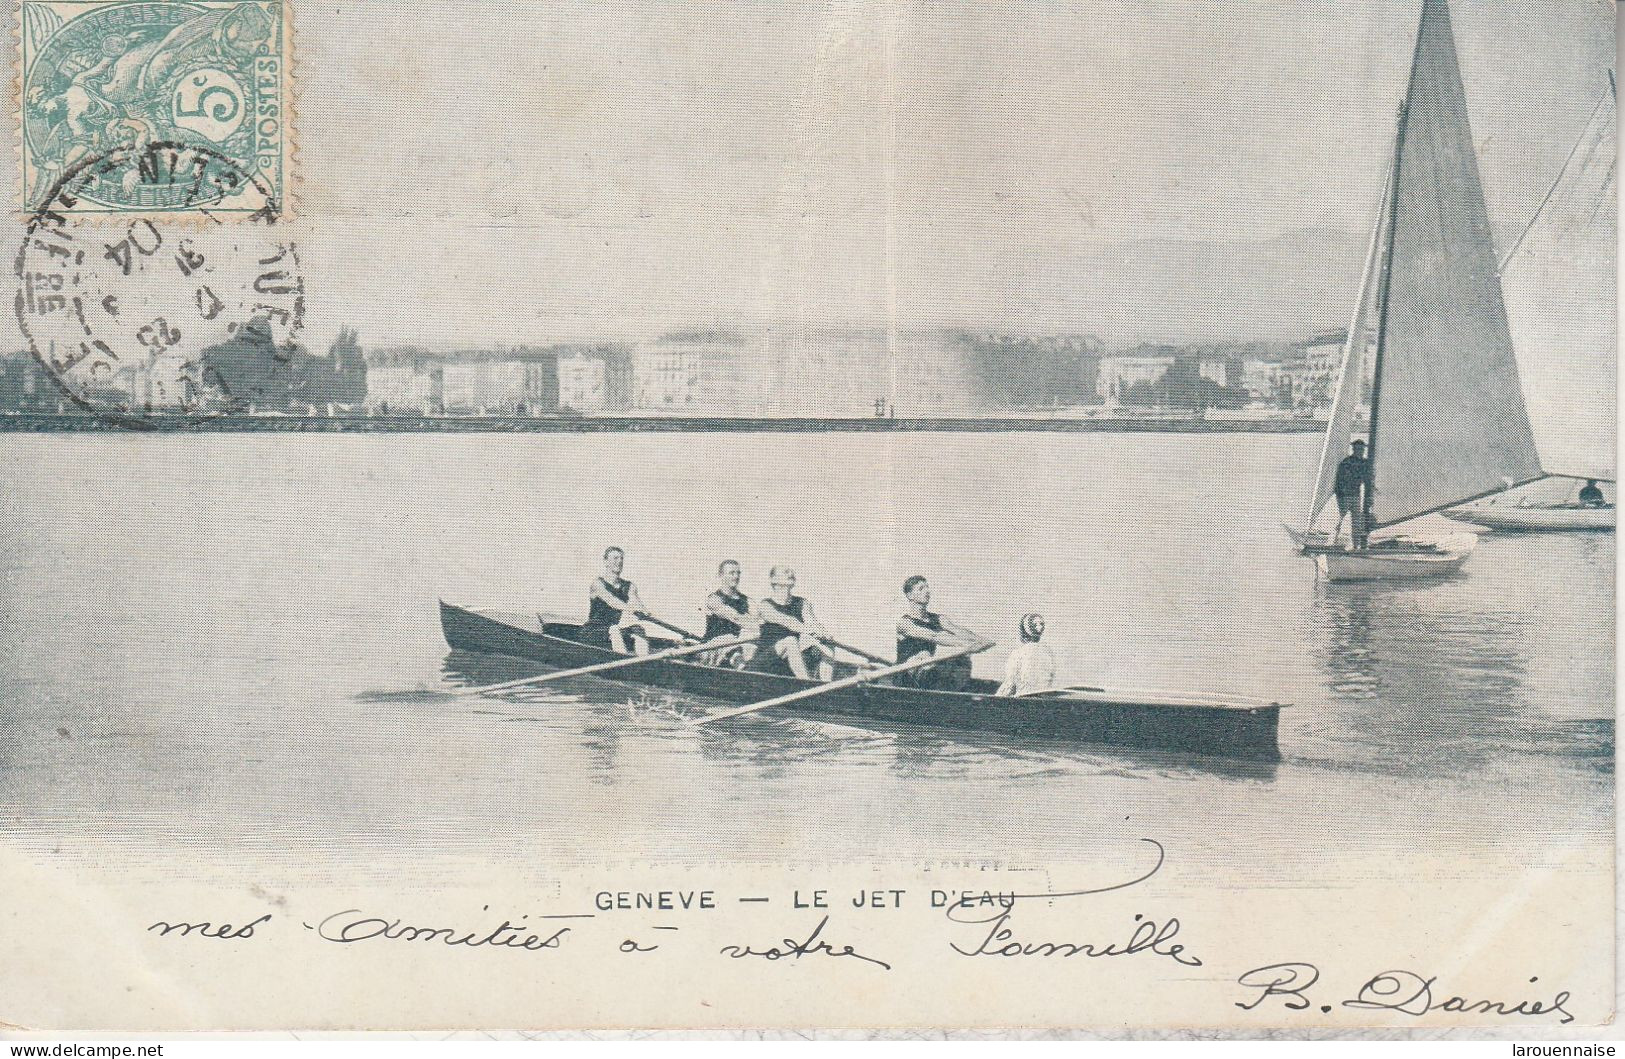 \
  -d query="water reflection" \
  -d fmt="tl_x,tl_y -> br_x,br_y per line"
1307,579 -> 1610,778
